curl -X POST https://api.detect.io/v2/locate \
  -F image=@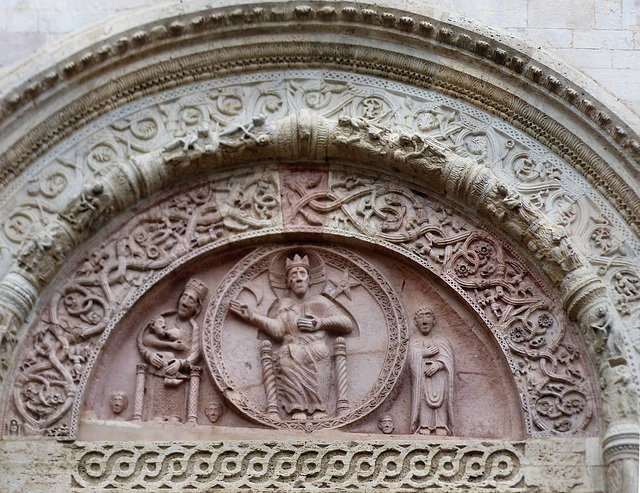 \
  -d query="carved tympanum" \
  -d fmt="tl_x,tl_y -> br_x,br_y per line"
1,166 -> 598,439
